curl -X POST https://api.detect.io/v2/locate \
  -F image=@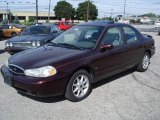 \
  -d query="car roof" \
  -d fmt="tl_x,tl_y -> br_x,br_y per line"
78,20 -> 128,27
30,25 -> 51,28
31,23 -> 57,27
